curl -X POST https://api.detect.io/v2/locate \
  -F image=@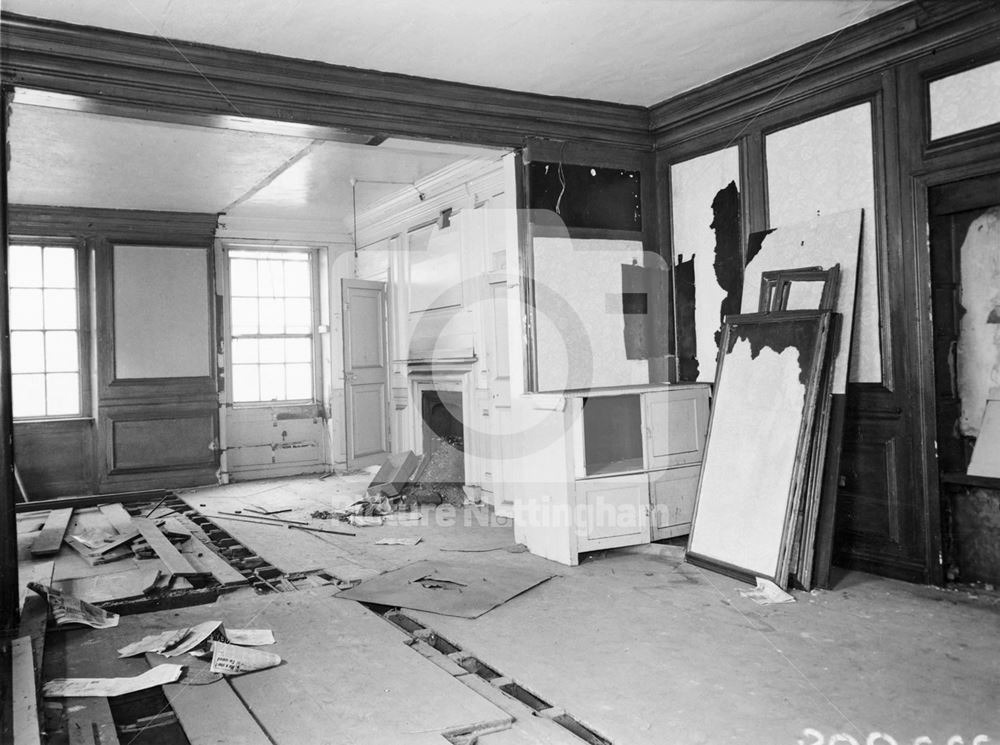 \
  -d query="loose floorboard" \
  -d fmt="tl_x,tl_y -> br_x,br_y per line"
30,508 -> 73,557
65,697 -> 119,745
12,636 -> 40,745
